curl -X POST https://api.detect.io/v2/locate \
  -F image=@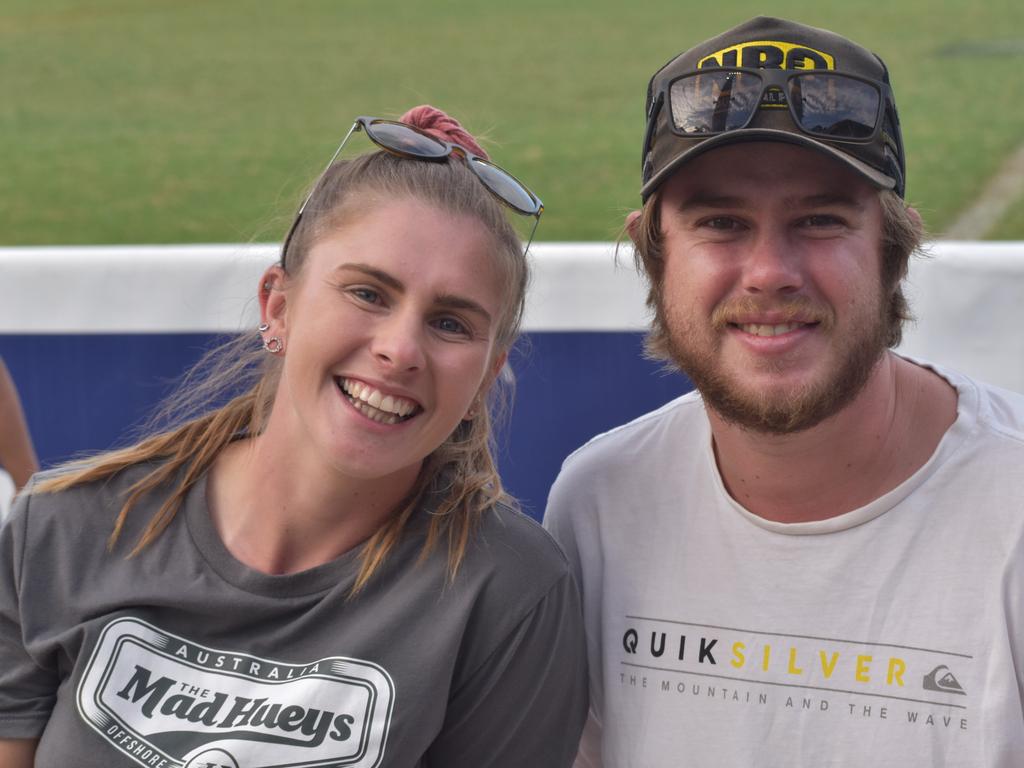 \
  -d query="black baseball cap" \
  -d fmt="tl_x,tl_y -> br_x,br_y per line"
640,16 -> 906,200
